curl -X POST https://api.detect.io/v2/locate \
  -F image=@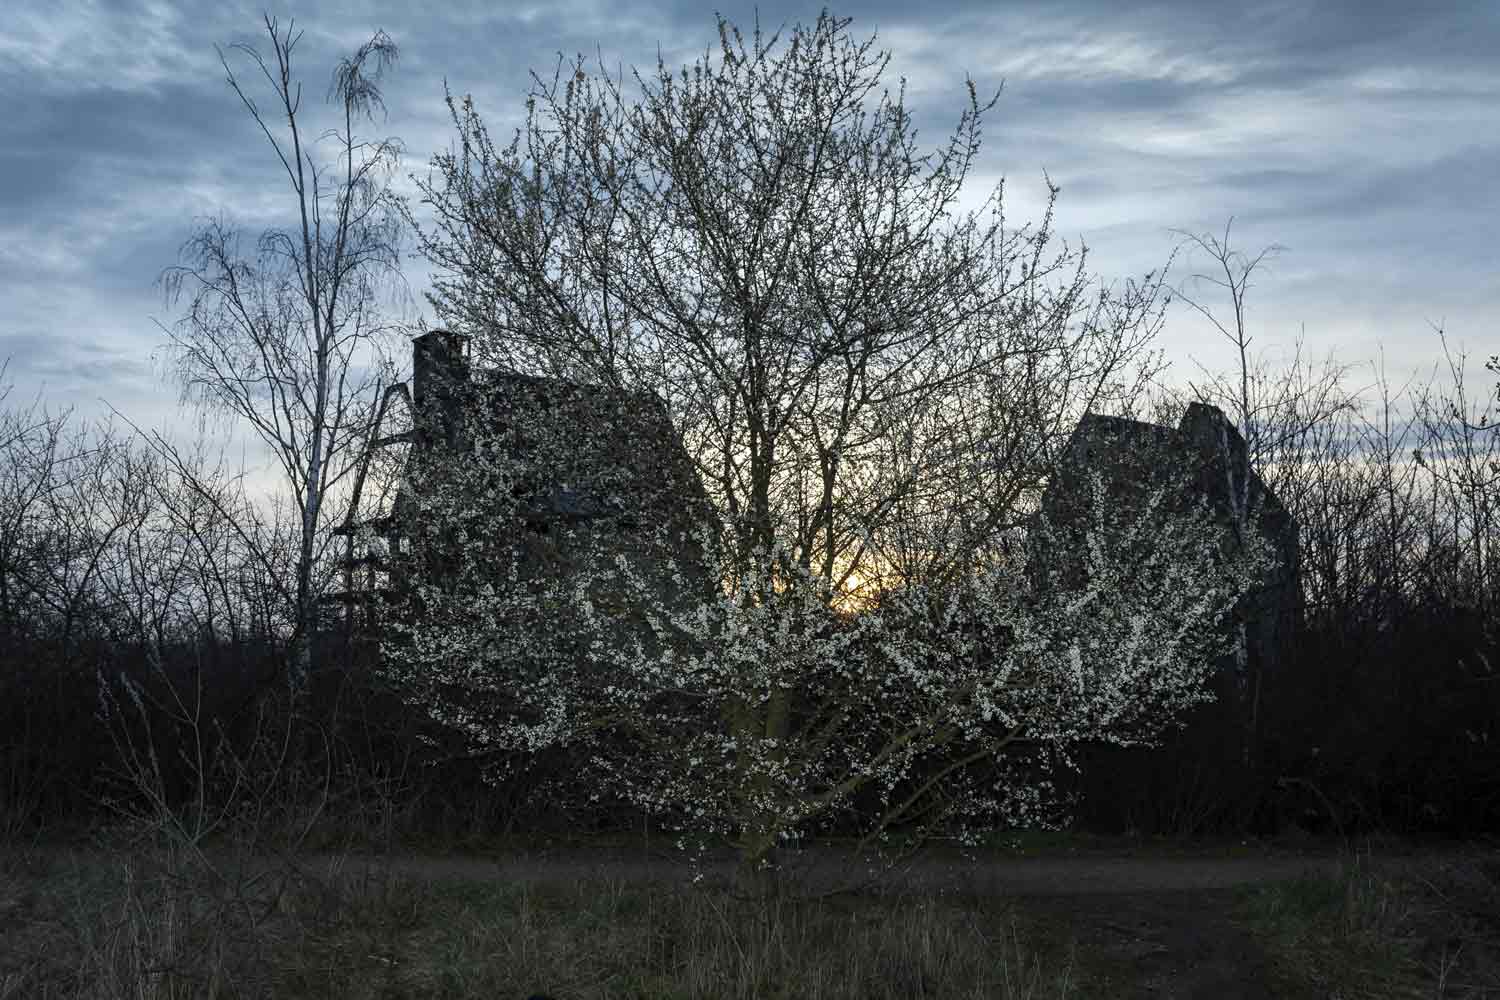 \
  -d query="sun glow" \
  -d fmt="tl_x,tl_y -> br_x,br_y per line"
832,569 -> 881,615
